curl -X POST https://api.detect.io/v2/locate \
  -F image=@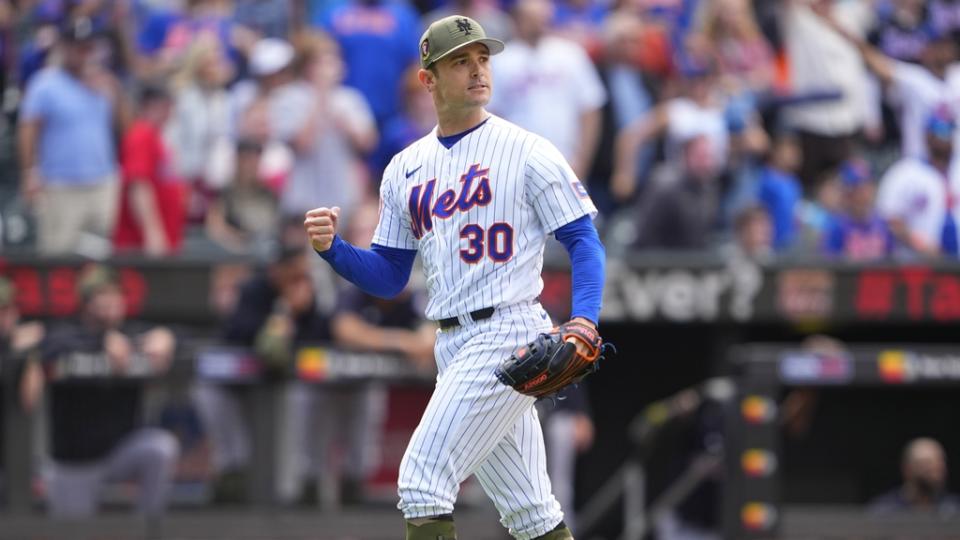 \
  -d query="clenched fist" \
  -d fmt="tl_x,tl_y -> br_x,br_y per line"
304,207 -> 340,252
